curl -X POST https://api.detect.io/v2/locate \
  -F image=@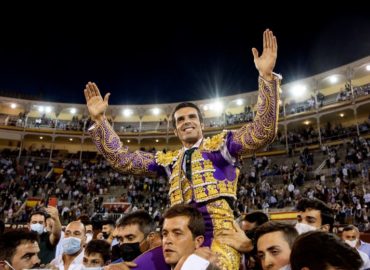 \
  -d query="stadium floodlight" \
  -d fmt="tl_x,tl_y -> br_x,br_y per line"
290,84 -> 306,98
123,109 -> 133,117
339,113 -> 344,117
45,106 -> 52,113
39,136 -> 43,140
70,108 -> 77,114
203,105 -> 209,111
152,108 -> 160,115
210,101 -> 223,112
155,139 -> 159,143
69,138 -> 73,141
236,99 -> 243,106
127,140 -> 130,143
329,75 -> 338,84
10,103 -> 17,109
366,65 -> 370,71
304,120 -> 310,125
38,106 -> 44,112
